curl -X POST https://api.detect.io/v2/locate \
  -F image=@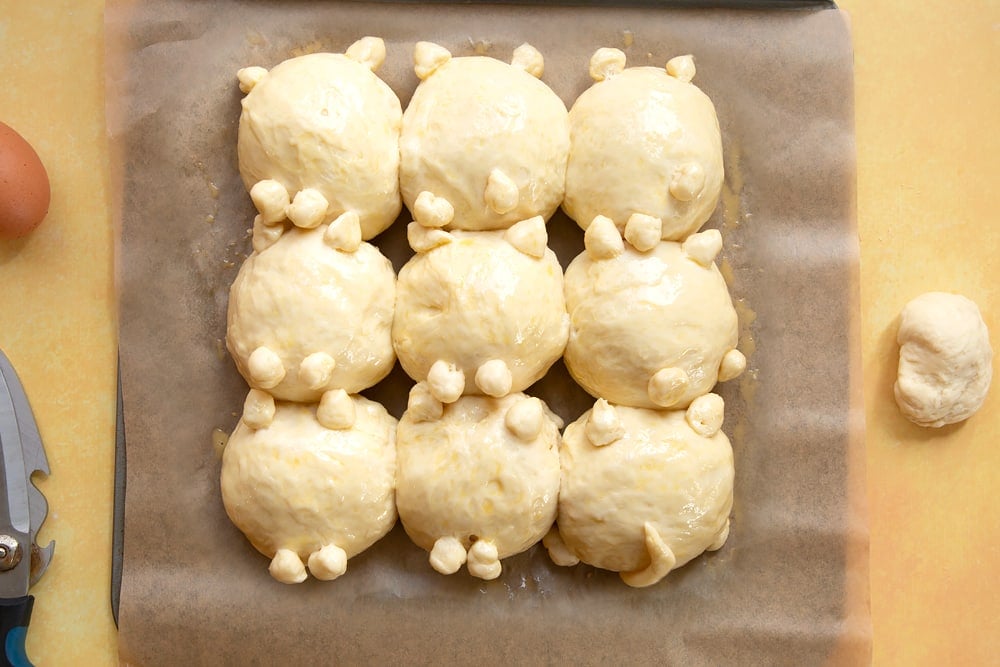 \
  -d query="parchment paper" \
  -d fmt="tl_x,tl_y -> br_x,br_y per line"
106,2 -> 869,664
